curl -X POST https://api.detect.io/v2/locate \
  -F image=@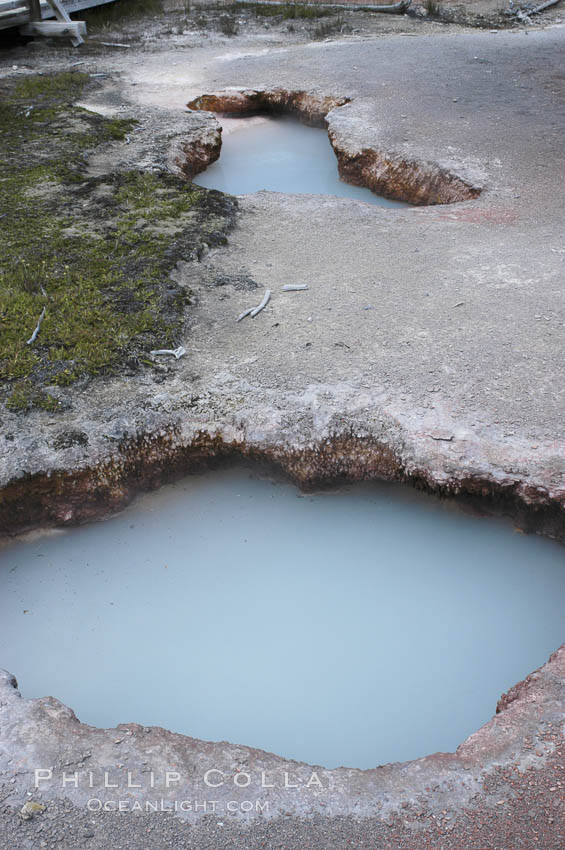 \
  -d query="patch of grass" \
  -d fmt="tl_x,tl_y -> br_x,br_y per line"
219,12 -> 238,34
82,0 -> 164,30
424,0 -> 440,15
12,72 -> 88,105
253,3 -> 333,18
6,380 -> 62,413
0,72 -> 235,413
313,13 -> 349,38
